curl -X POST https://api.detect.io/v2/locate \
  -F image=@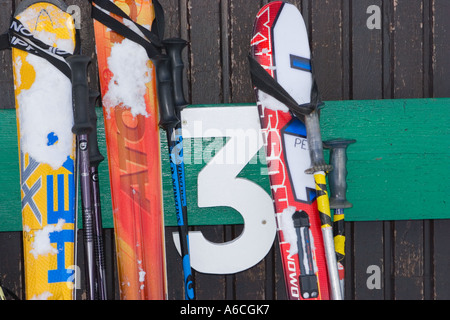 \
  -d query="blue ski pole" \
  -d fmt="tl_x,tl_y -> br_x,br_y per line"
154,50 -> 195,300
